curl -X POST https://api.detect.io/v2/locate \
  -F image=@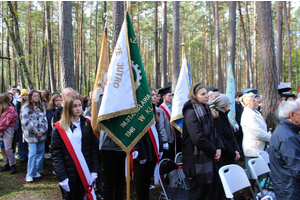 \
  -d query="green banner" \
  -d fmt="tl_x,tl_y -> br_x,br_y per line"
98,12 -> 154,153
